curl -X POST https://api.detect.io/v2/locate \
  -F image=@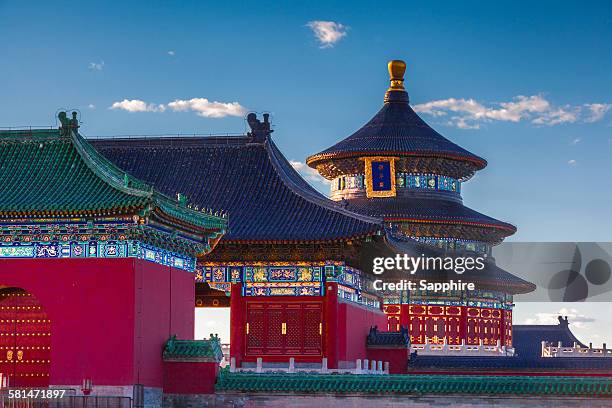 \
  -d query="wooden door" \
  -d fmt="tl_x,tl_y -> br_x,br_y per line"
245,302 -> 322,357
0,288 -> 51,387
